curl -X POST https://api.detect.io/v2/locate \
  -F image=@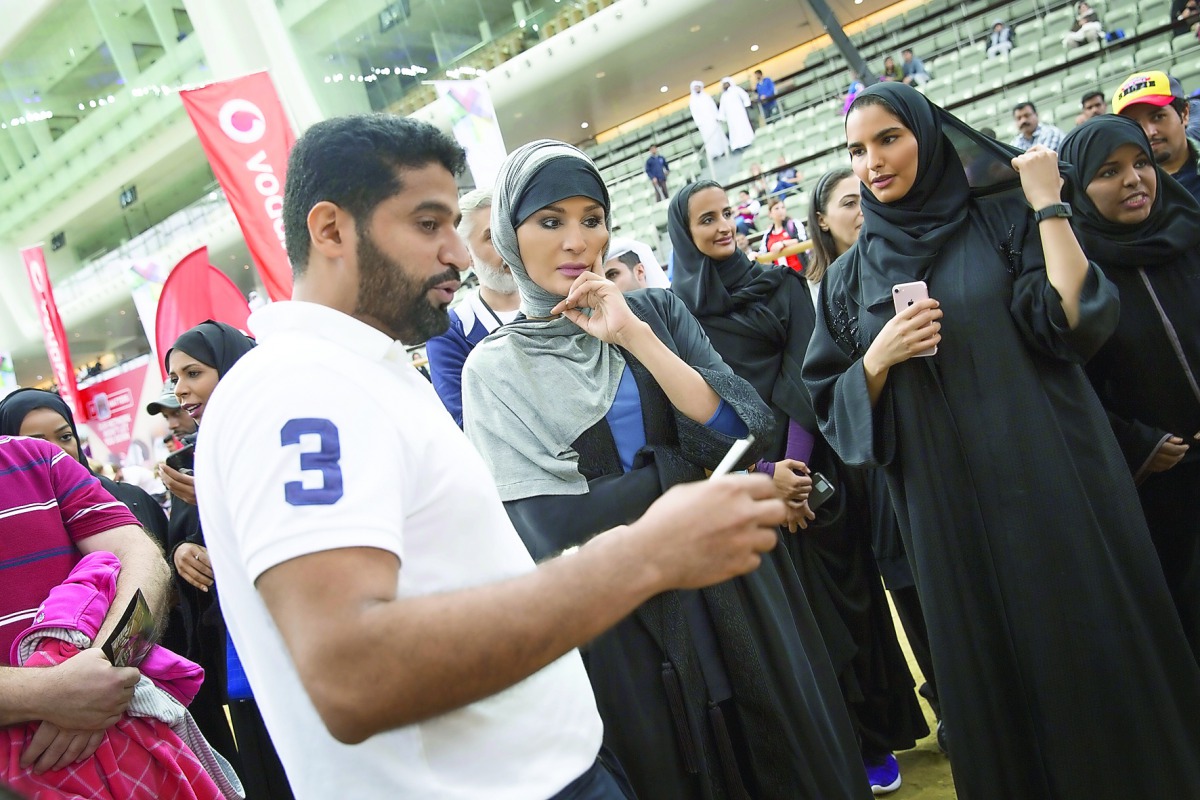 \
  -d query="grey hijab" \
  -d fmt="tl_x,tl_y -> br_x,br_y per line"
463,140 -> 627,501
